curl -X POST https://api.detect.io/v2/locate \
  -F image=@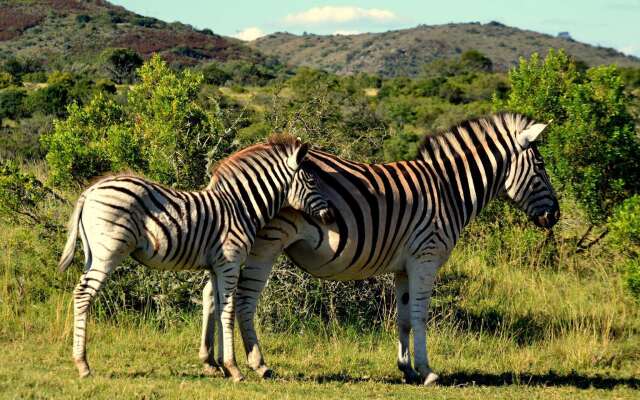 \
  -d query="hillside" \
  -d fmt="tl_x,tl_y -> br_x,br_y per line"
0,0 -> 263,69
252,22 -> 640,77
